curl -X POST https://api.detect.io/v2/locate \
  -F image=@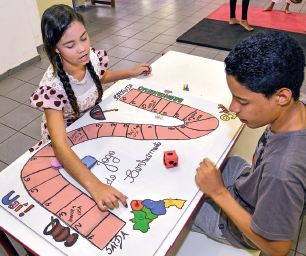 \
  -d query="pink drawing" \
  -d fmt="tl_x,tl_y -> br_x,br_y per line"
51,158 -> 63,170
